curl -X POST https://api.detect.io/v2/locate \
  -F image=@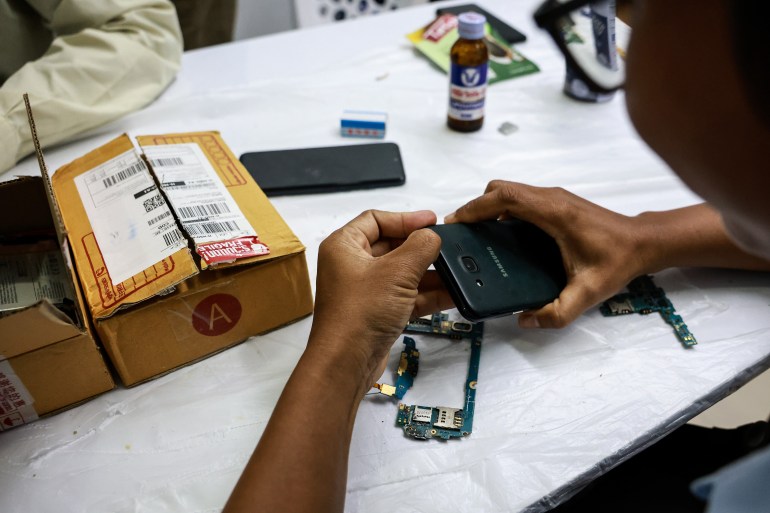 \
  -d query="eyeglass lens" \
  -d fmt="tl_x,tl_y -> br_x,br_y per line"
557,1 -> 627,90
